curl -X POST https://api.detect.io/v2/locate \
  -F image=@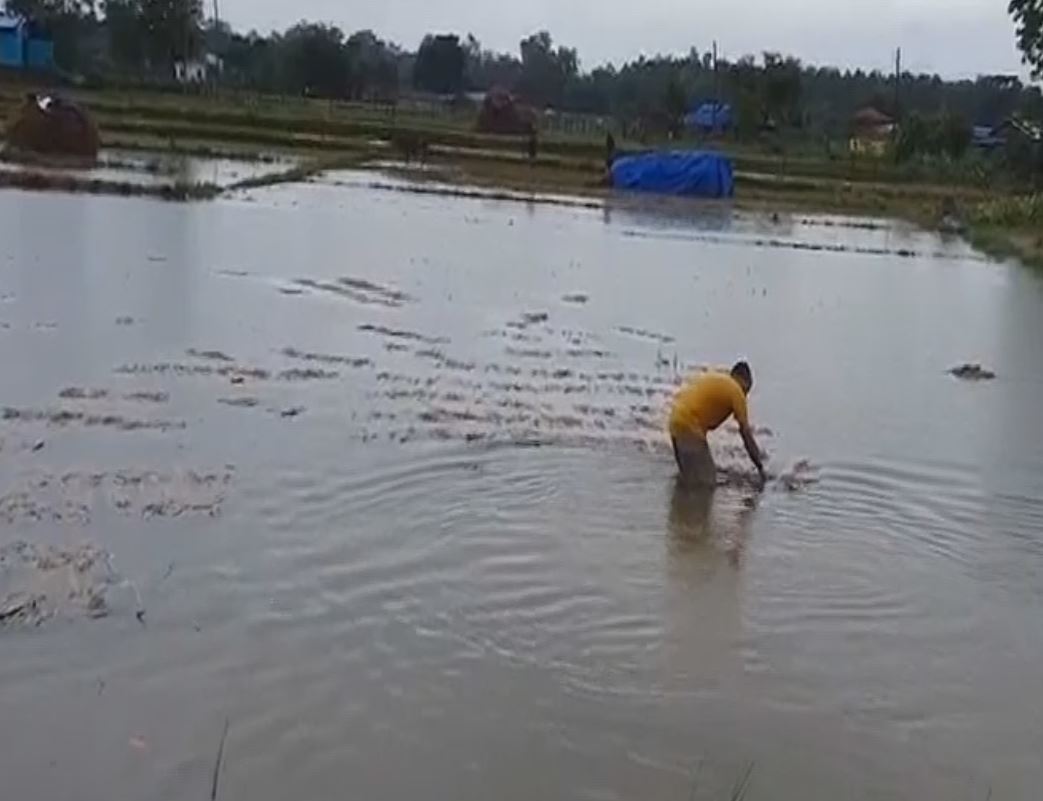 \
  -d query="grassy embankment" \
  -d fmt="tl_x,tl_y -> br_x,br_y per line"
1,85 -> 1040,267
